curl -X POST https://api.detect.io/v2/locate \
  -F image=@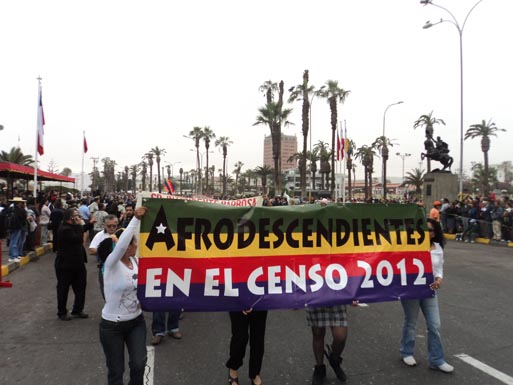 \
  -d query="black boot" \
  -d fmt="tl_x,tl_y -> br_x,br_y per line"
312,364 -> 326,385
325,345 -> 347,382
